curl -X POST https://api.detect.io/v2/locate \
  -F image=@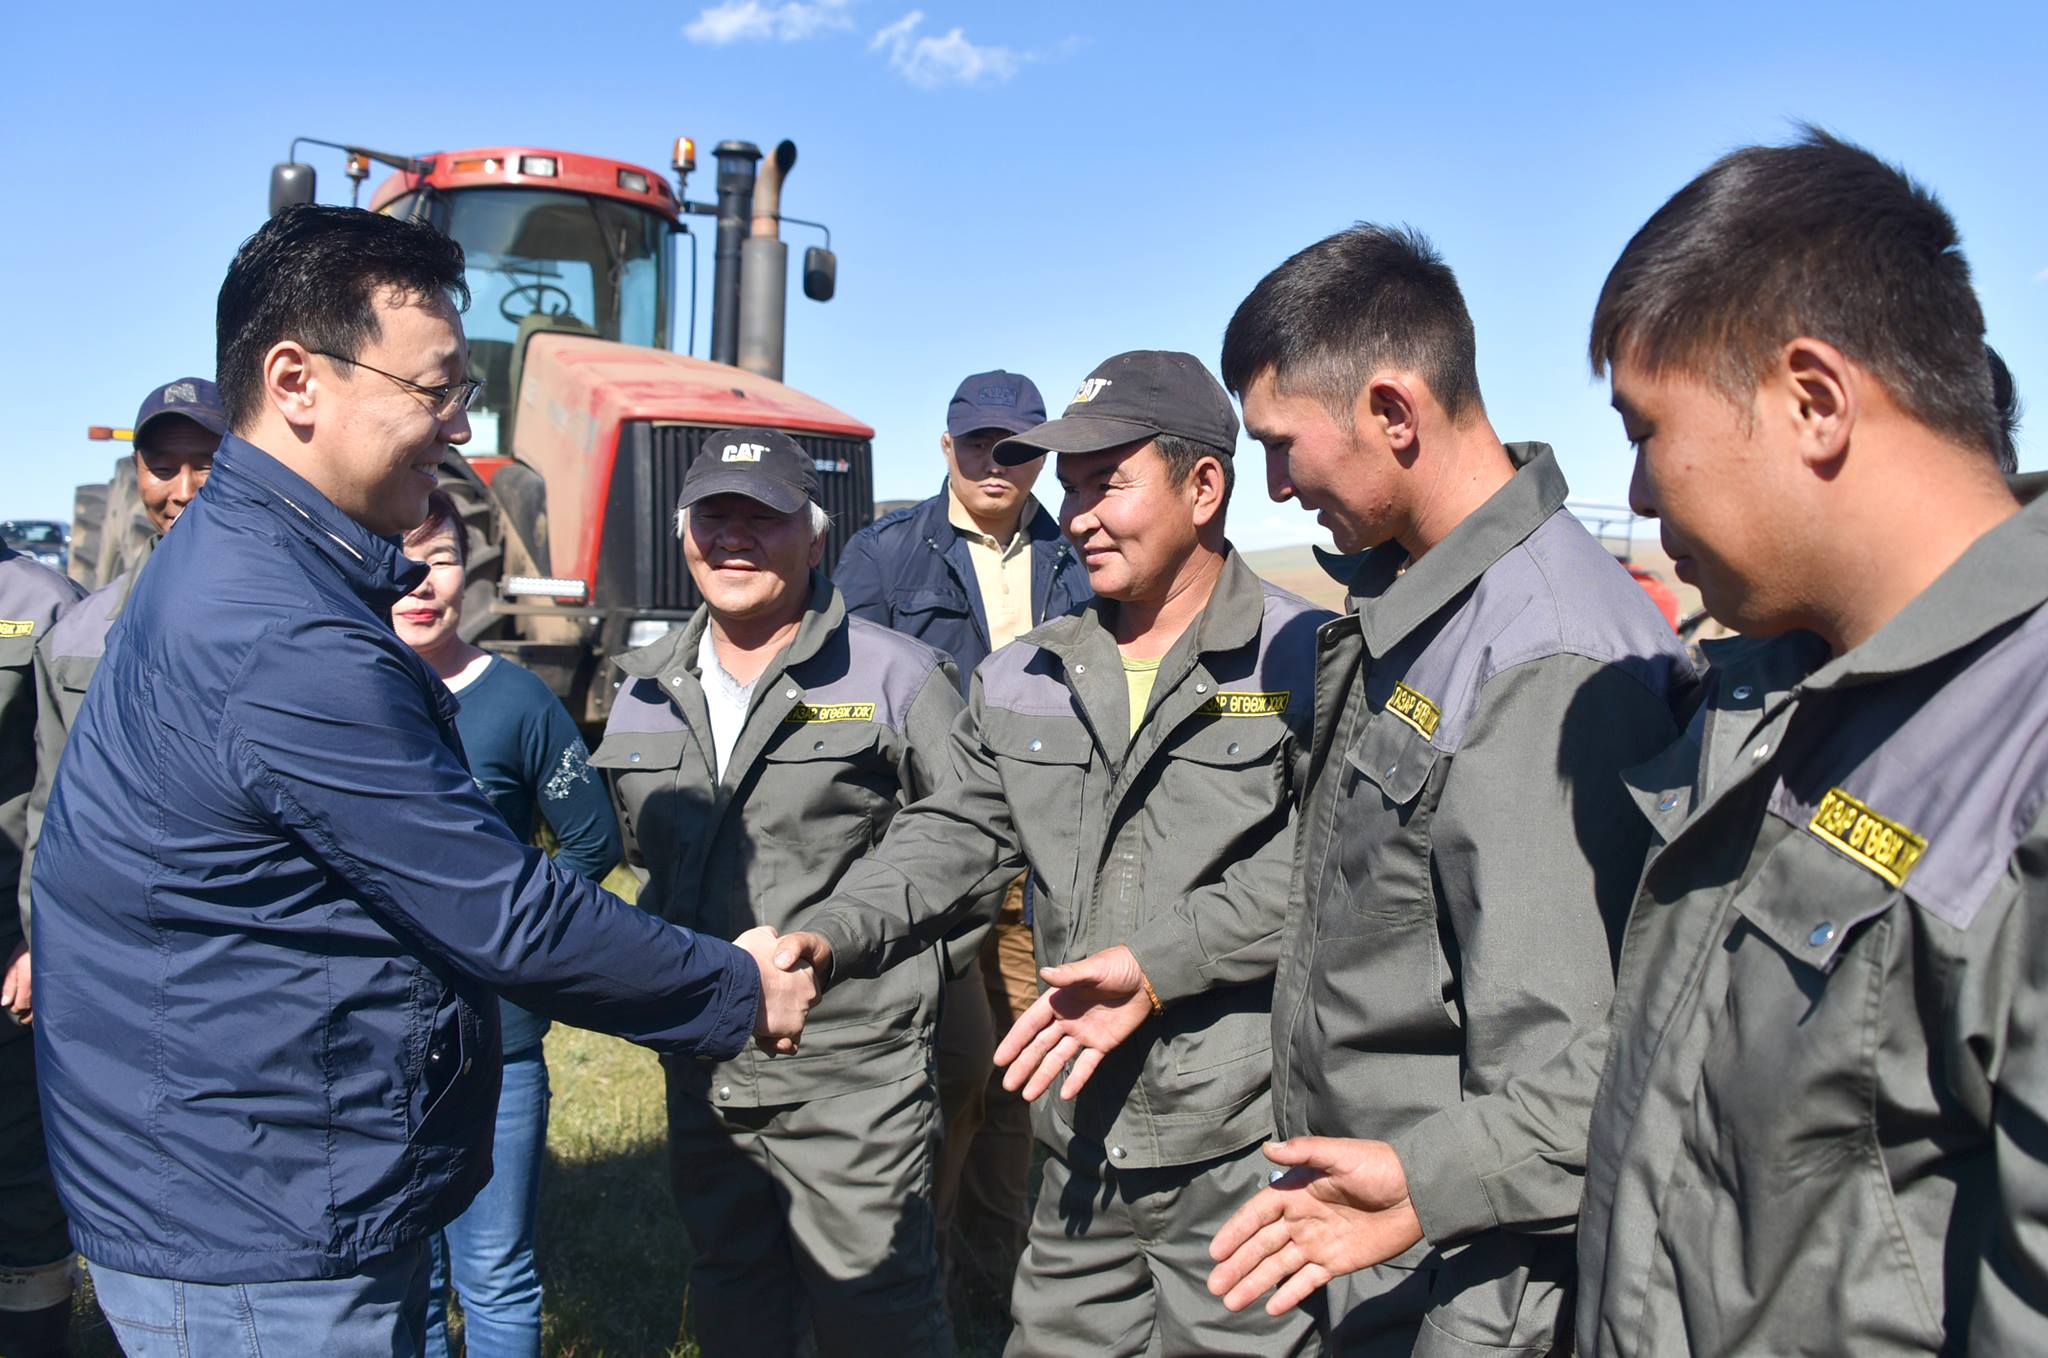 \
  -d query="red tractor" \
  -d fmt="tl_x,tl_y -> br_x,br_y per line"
259,135 -> 875,728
